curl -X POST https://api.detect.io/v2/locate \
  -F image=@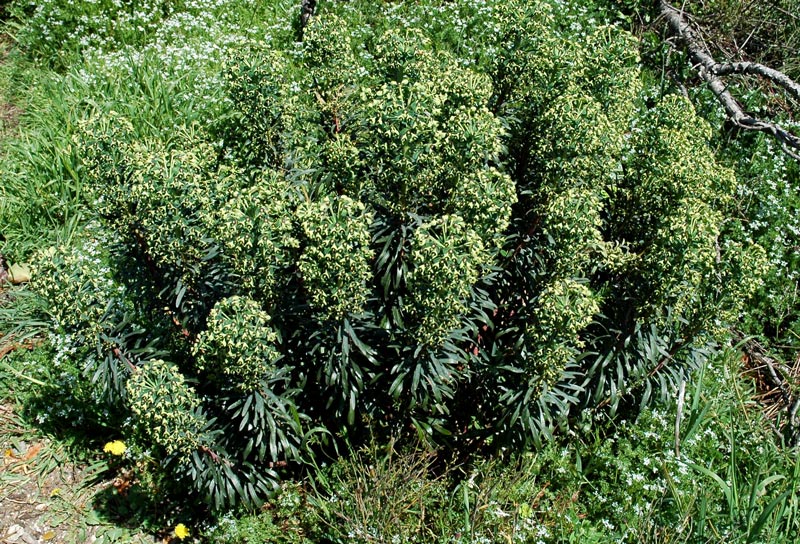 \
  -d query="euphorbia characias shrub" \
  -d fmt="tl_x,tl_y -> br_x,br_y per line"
32,0 -> 766,510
